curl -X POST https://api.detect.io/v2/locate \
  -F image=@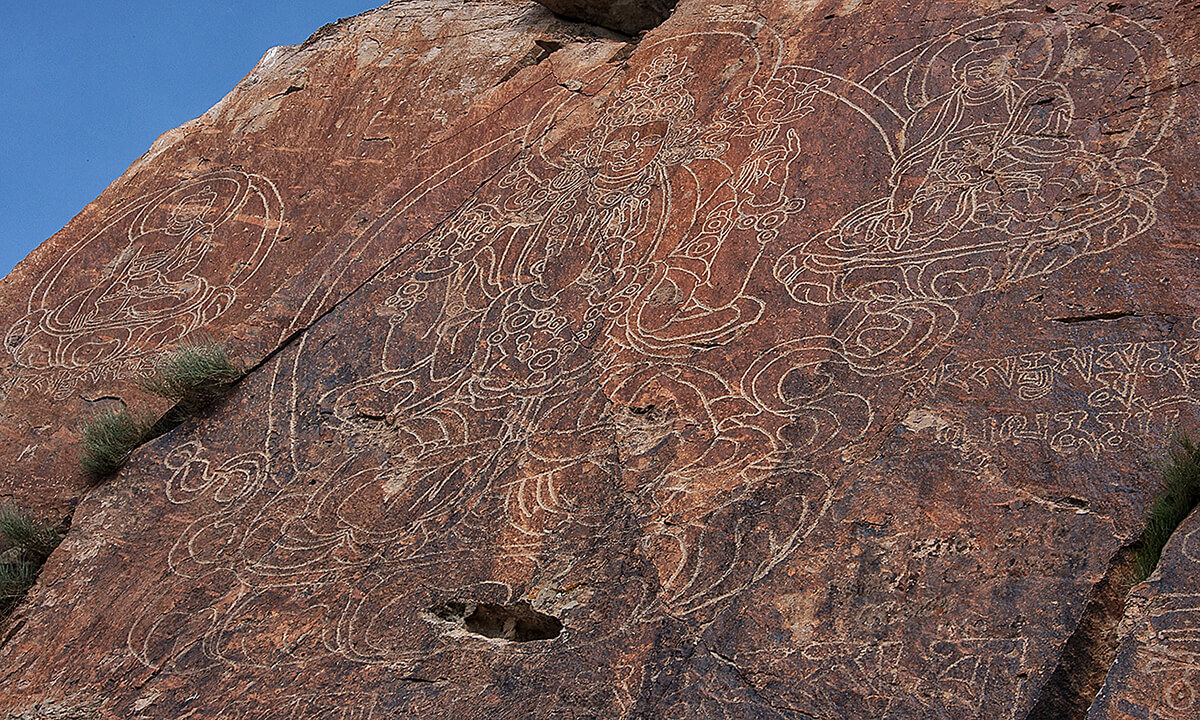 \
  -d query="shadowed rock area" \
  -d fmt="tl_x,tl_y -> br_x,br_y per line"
534,0 -> 677,35
0,0 -> 1198,717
